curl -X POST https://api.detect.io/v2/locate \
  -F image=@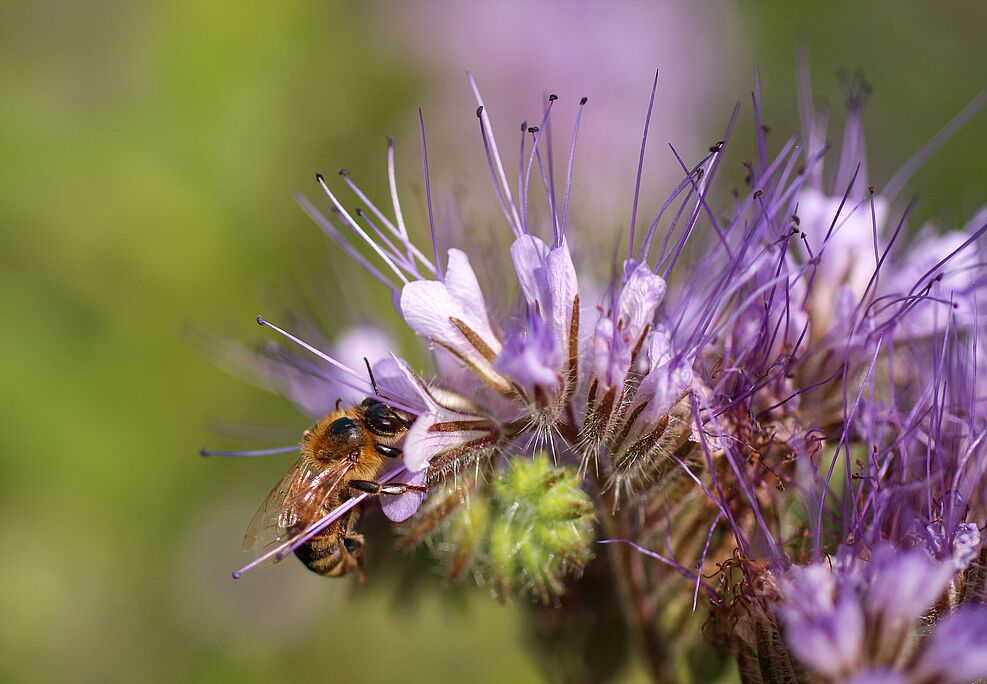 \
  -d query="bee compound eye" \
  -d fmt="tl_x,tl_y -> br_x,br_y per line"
364,403 -> 402,434
328,417 -> 363,444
